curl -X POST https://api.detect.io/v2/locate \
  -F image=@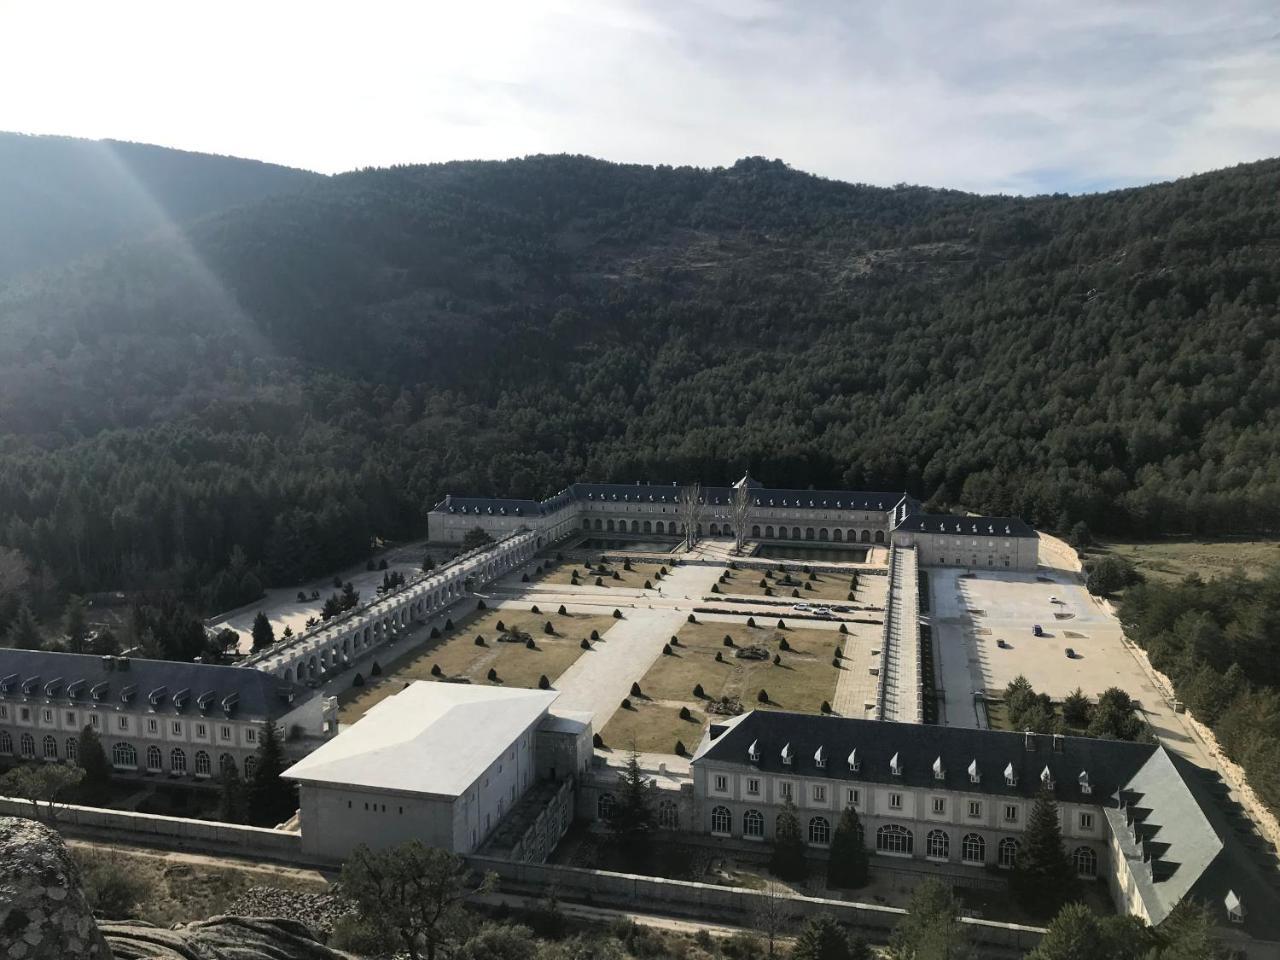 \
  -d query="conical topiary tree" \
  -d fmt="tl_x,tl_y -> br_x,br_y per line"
827,804 -> 869,888
1015,787 -> 1077,916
